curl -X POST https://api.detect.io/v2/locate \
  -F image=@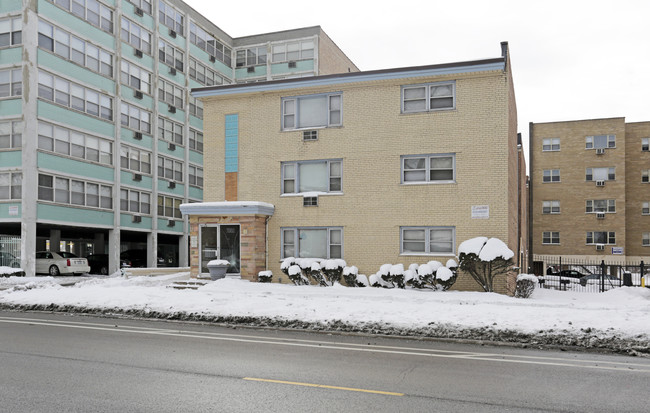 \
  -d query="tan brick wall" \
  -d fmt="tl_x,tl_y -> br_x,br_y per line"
317,31 -> 359,75
624,122 -> 650,258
